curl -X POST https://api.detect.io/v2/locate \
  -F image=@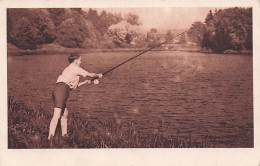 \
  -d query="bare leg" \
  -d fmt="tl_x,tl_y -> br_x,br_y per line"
48,107 -> 62,139
61,108 -> 68,136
